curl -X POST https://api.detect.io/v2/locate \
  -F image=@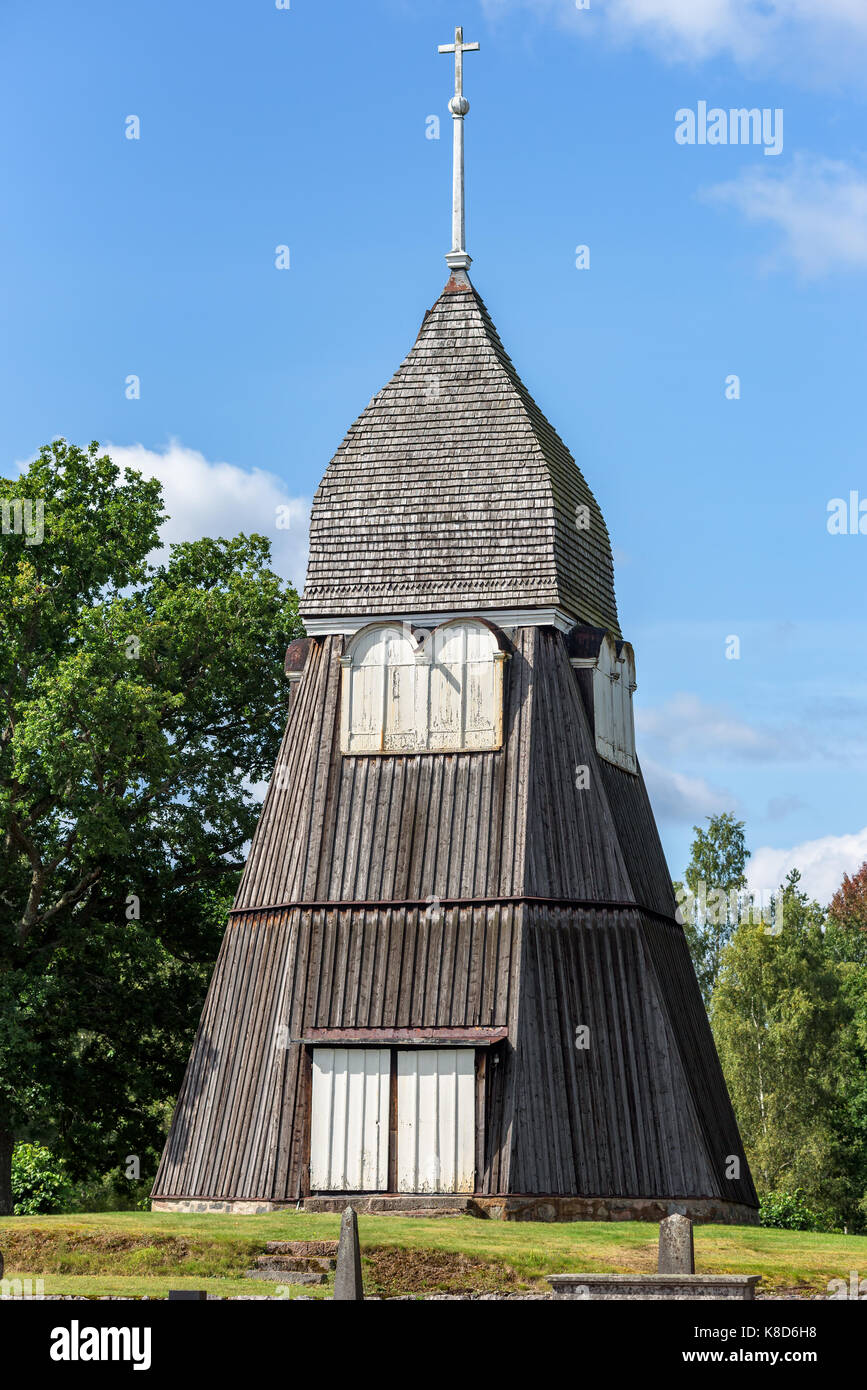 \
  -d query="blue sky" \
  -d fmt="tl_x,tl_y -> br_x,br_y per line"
3,0 -> 867,899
